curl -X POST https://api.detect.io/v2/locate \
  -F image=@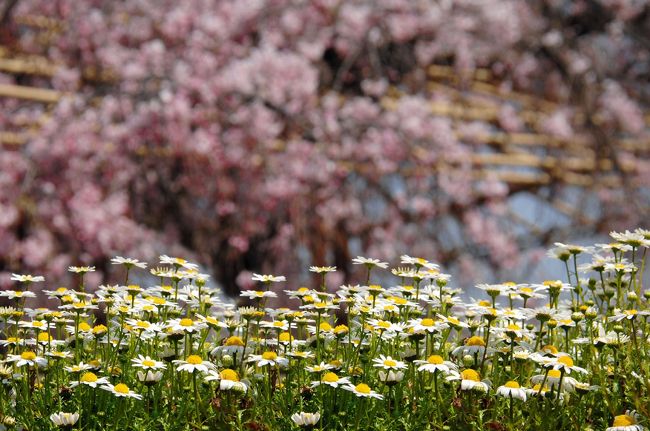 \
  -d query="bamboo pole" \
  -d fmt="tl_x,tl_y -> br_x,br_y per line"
0,131 -> 27,145
0,83 -> 61,102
